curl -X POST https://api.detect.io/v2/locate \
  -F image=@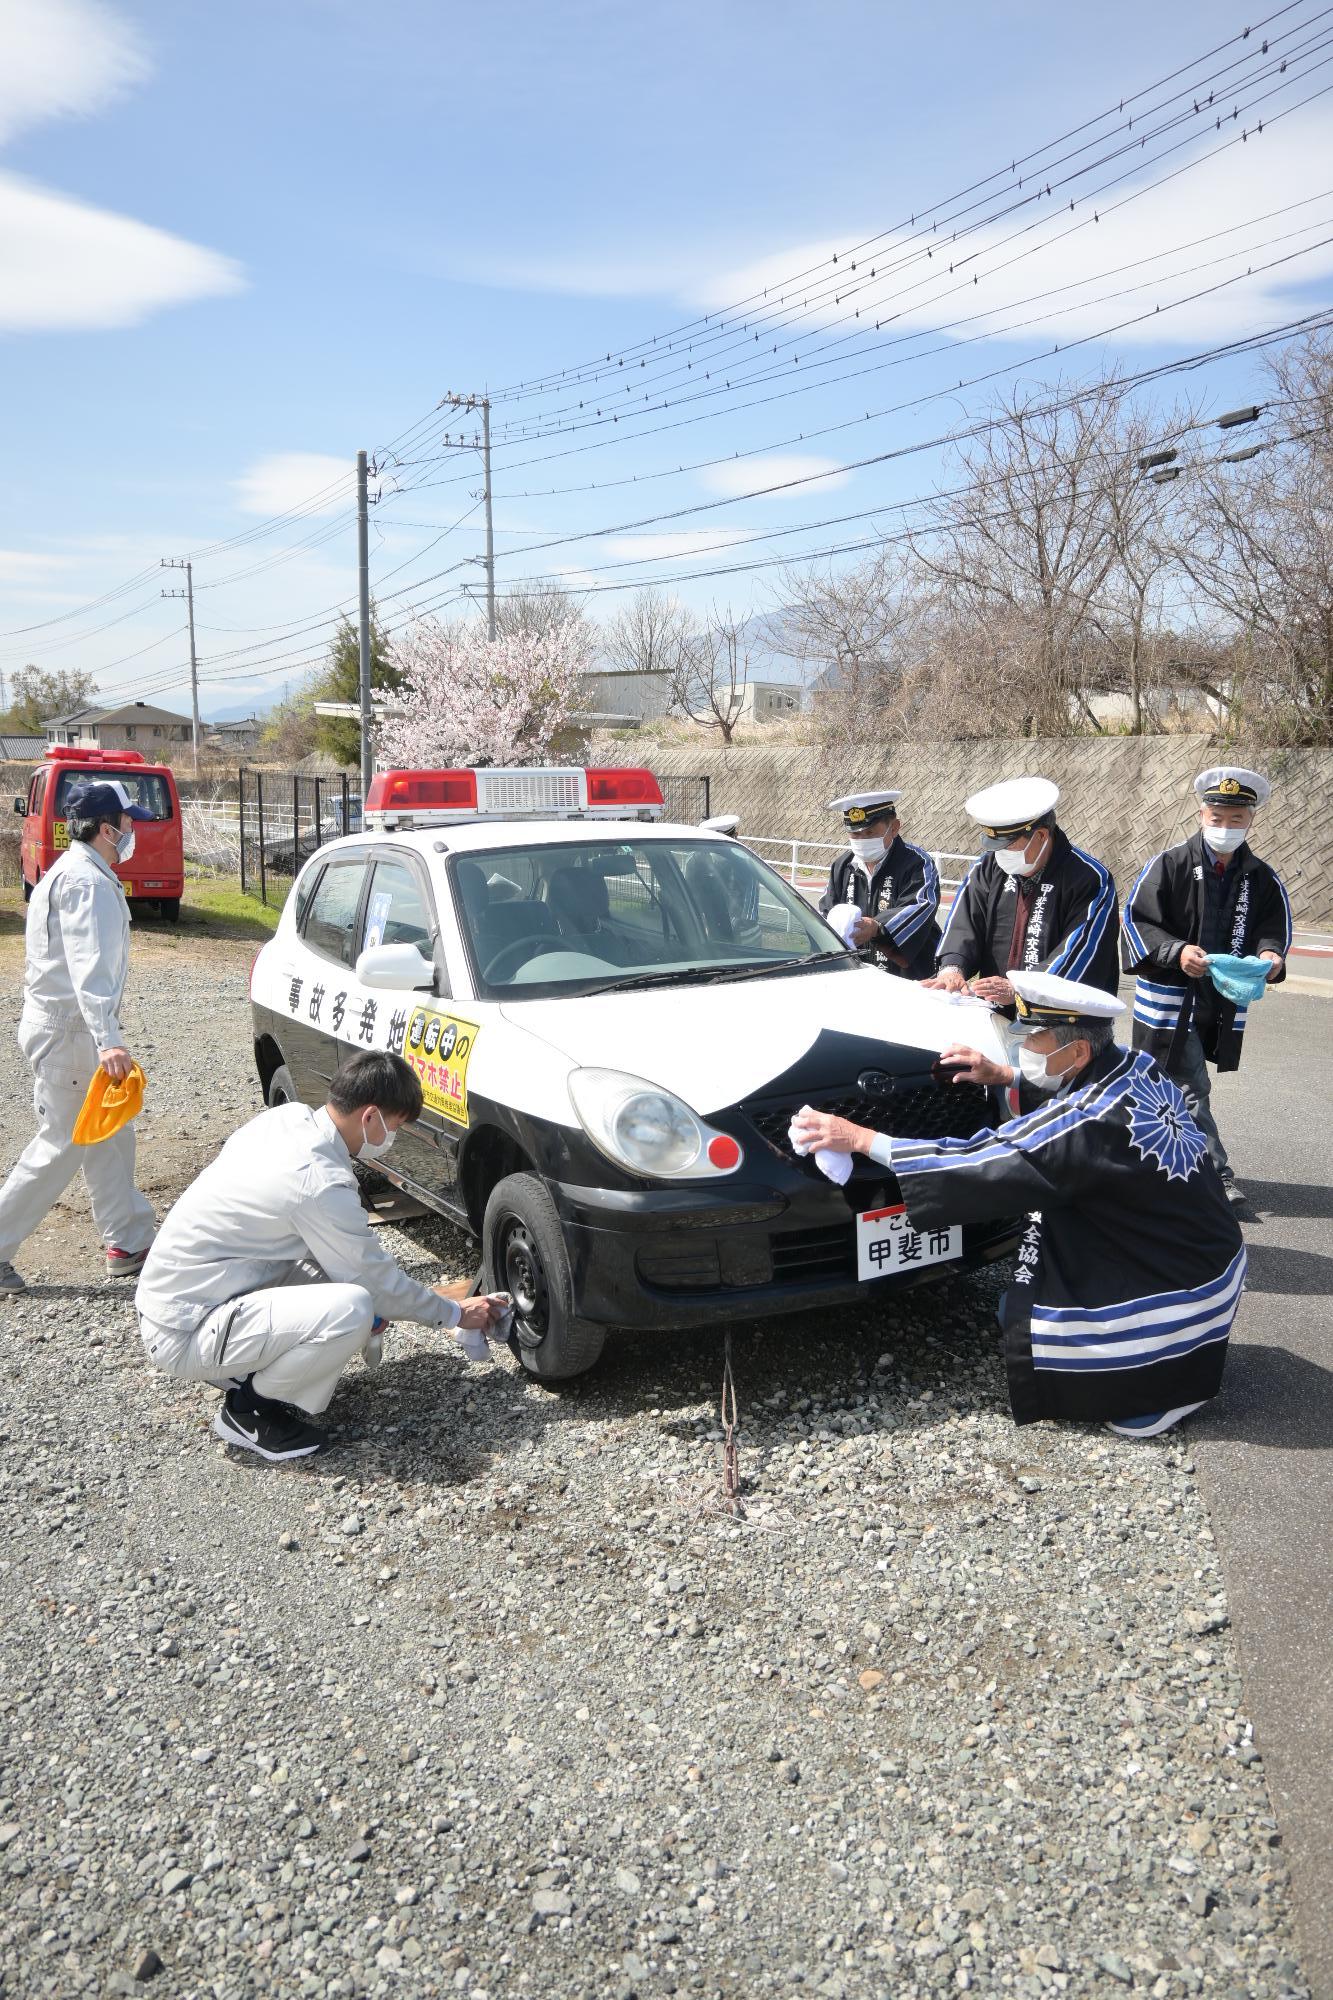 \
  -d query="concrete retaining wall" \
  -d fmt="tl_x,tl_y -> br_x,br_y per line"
595,734 -> 1333,927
